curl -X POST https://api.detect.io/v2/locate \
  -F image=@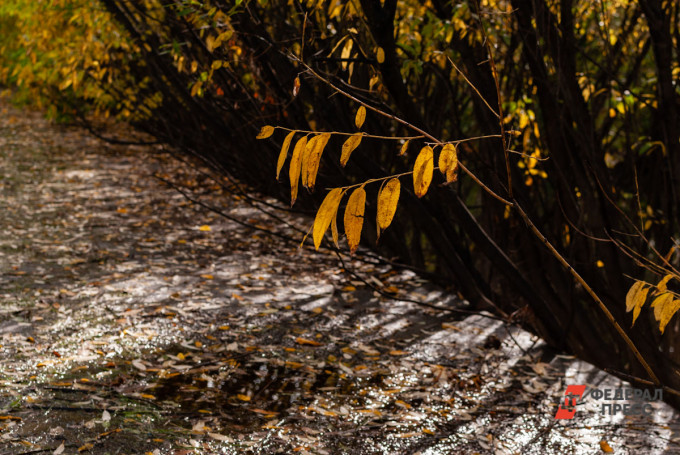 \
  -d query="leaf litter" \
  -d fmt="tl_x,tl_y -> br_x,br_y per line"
1,98 -> 680,454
